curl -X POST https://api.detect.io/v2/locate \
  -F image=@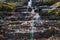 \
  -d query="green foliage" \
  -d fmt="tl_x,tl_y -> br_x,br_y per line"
0,2 -> 3,8
48,10 -> 53,15
0,0 -> 26,11
47,0 -> 52,3
18,0 -> 25,6
55,11 -> 59,15
0,2 -> 17,11
48,10 -> 52,13
51,1 -> 60,8
3,2 -> 16,9
48,10 -> 60,15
